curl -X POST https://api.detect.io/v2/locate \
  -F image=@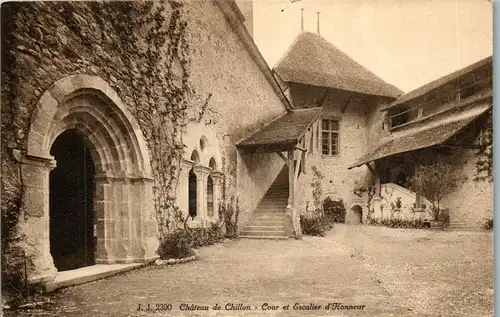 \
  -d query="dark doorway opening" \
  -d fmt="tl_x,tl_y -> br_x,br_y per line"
351,205 -> 363,224
188,169 -> 197,220
323,198 -> 346,223
49,129 -> 95,271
